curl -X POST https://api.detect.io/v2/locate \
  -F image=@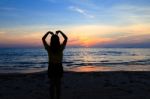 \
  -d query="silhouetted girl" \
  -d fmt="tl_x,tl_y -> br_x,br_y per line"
42,30 -> 68,99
